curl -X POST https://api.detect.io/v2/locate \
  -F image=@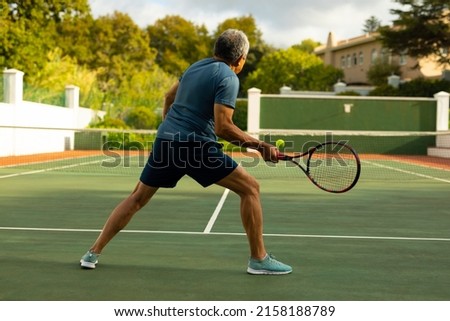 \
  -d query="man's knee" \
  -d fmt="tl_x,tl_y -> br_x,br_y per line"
242,176 -> 260,197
